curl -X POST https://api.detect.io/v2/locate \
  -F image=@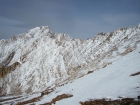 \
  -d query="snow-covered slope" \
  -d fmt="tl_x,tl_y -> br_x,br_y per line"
0,42 -> 140,105
0,24 -> 140,98
35,47 -> 140,105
